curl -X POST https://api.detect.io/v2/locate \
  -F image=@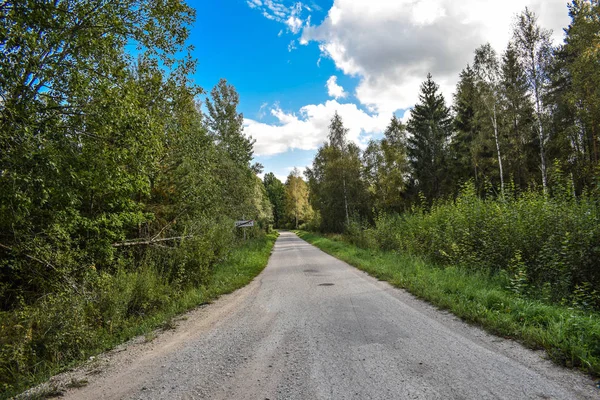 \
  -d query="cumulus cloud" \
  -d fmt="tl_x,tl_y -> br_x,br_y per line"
244,101 -> 392,156
299,0 -> 570,112
245,0 -> 571,161
326,76 -> 347,99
